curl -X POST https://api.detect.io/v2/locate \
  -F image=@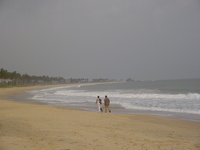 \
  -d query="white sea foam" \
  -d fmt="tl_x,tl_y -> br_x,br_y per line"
28,81 -> 200,116
54,90 -> 200,100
